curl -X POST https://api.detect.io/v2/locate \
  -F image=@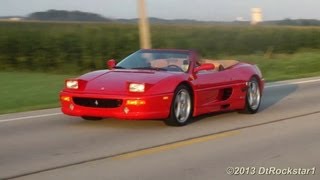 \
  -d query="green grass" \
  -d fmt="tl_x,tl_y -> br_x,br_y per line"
0,72 -> 72,114
1,50 -> 320,115
225,50 -> 320,81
